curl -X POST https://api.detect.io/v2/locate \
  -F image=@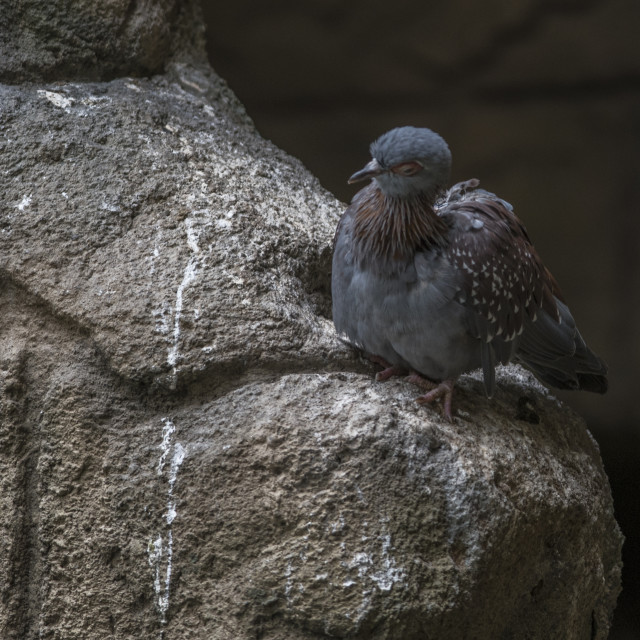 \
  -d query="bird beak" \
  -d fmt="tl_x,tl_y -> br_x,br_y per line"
348,158 -> 384,184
